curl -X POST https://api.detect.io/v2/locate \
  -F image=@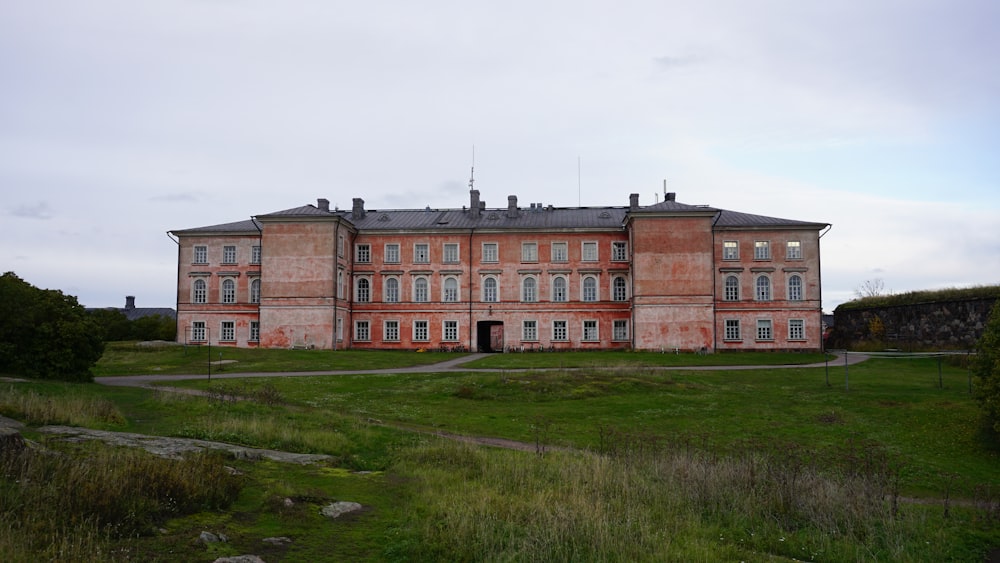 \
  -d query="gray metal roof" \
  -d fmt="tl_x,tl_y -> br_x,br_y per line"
174,198 -> 827,234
